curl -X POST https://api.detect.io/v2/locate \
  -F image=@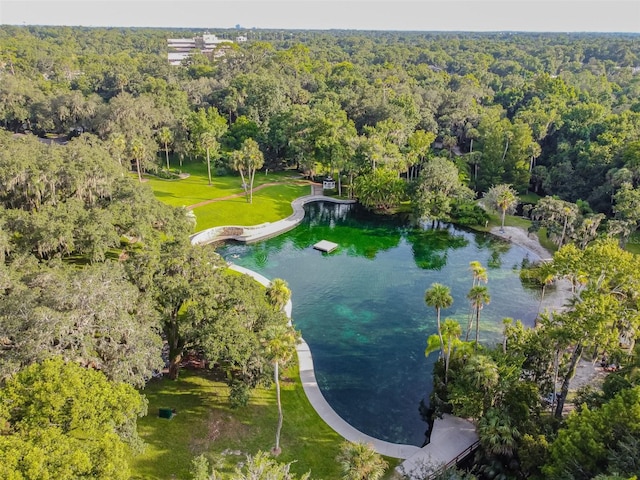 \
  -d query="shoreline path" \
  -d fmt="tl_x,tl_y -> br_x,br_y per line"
190,186 -> 563,478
